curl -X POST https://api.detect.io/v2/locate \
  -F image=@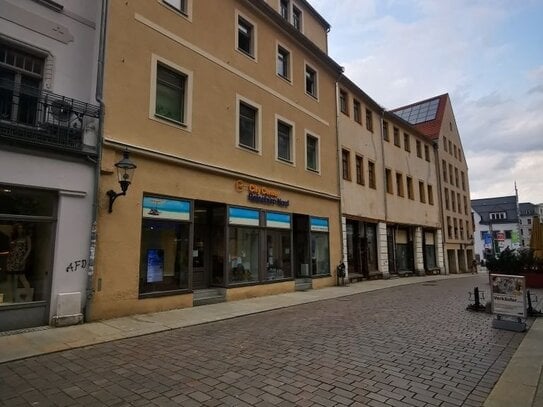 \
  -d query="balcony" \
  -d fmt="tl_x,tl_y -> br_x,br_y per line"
0,79 -> 100,156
